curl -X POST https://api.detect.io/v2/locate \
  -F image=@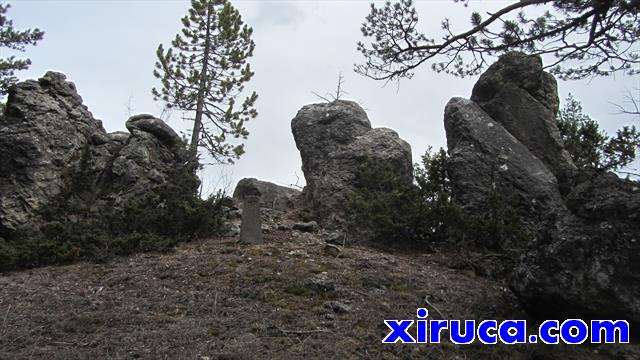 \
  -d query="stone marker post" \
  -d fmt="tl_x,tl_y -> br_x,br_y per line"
240,195 -> 263,244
